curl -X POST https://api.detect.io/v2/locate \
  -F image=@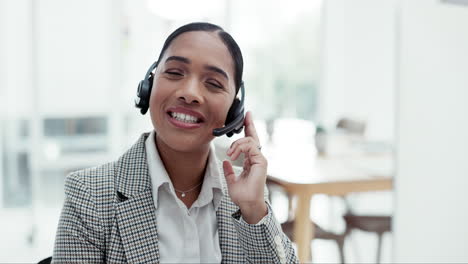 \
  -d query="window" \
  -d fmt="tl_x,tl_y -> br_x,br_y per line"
43,117 -> 108,154
44,117 -> 107,137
